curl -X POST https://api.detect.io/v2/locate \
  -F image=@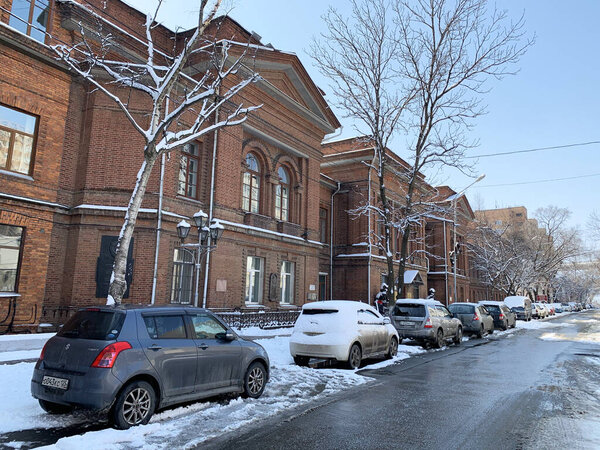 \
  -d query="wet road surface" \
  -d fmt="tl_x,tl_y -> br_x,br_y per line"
205,310 -> 600,450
